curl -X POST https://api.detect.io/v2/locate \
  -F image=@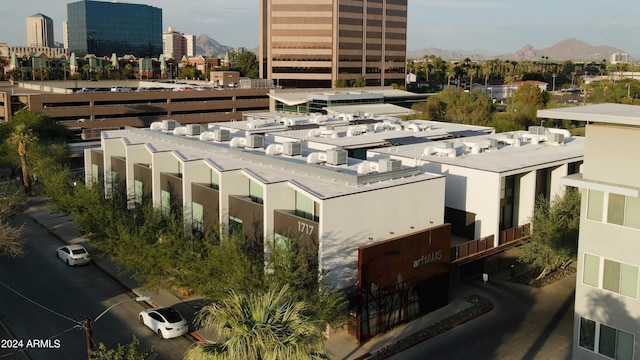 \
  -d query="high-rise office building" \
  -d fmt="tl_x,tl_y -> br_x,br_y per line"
162,27 -> 195,60
67,0 -> 162,57
259,0 -> 407,88
26,13 -> 54,47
